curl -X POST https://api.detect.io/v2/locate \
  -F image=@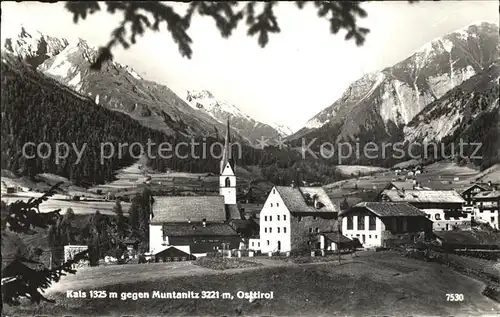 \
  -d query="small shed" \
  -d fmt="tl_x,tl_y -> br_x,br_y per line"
154,246 -> 196,262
